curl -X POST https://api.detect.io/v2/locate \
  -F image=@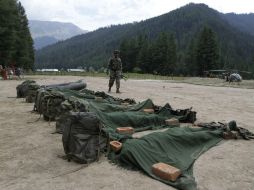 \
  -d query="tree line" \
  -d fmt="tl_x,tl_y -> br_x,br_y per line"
120,26 -> 219,76
0,0 -> 34,70
35,3 -> 254,76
